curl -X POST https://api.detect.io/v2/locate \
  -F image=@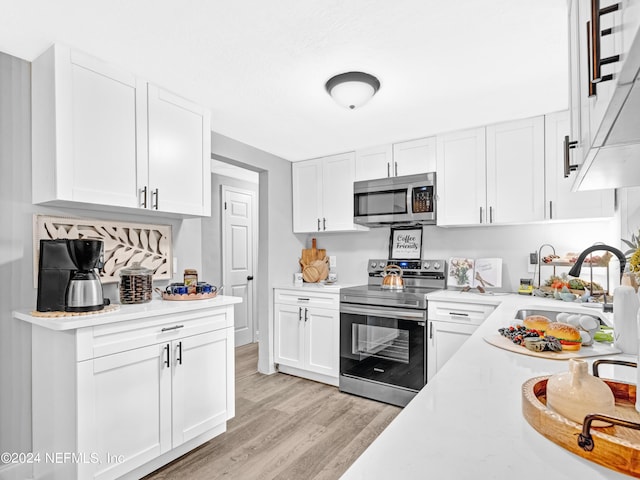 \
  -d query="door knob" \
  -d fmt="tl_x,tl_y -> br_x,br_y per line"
247,275 -> 254,281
